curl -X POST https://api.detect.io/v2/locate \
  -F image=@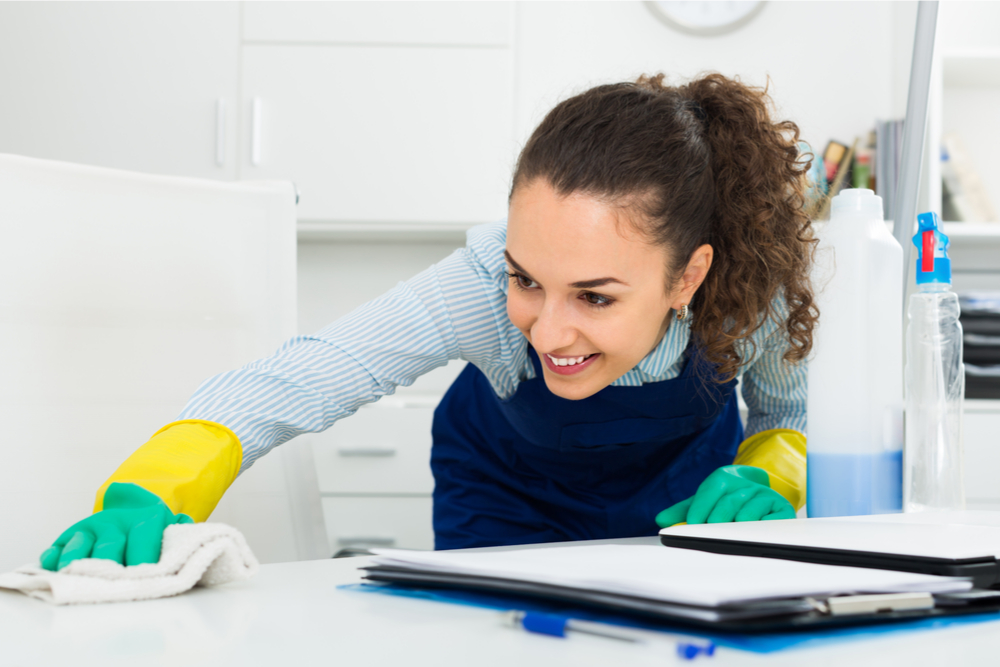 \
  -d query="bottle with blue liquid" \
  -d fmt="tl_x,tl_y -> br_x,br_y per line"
807,189 -> 904,517
904,212 -> 965,512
